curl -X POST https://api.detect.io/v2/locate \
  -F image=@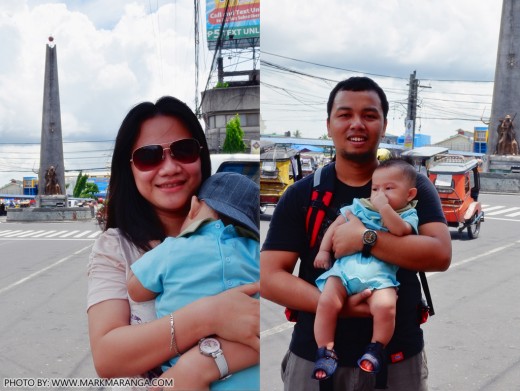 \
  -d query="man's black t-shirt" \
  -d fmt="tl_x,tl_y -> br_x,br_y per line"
261,164 -> 446,366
